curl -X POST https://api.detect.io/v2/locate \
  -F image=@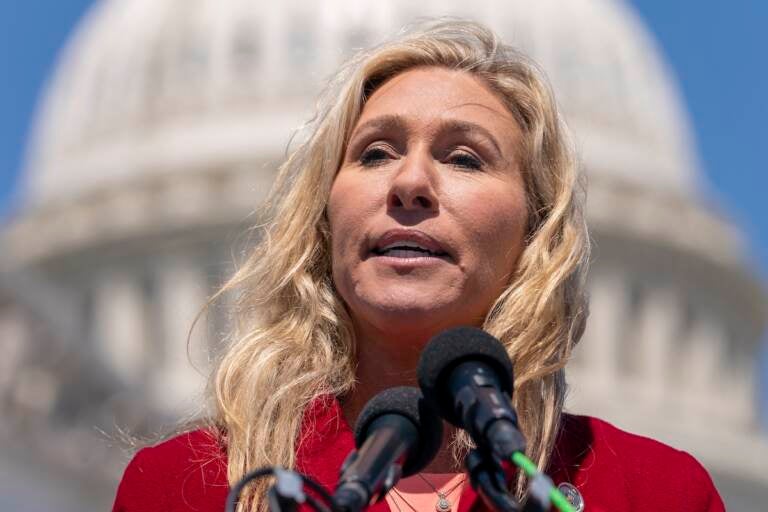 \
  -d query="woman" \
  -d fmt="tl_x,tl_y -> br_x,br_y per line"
113,20 -> 724,512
